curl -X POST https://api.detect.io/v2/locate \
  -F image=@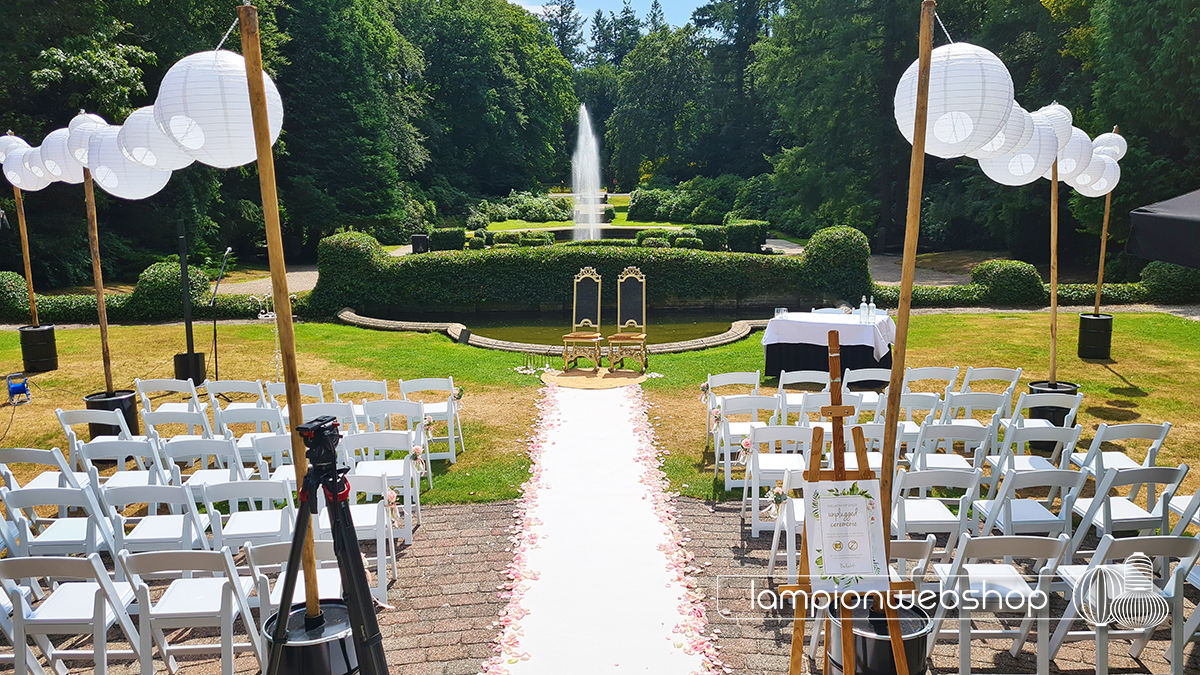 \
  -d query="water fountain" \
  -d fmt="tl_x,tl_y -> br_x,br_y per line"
572,104 -> 602,240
